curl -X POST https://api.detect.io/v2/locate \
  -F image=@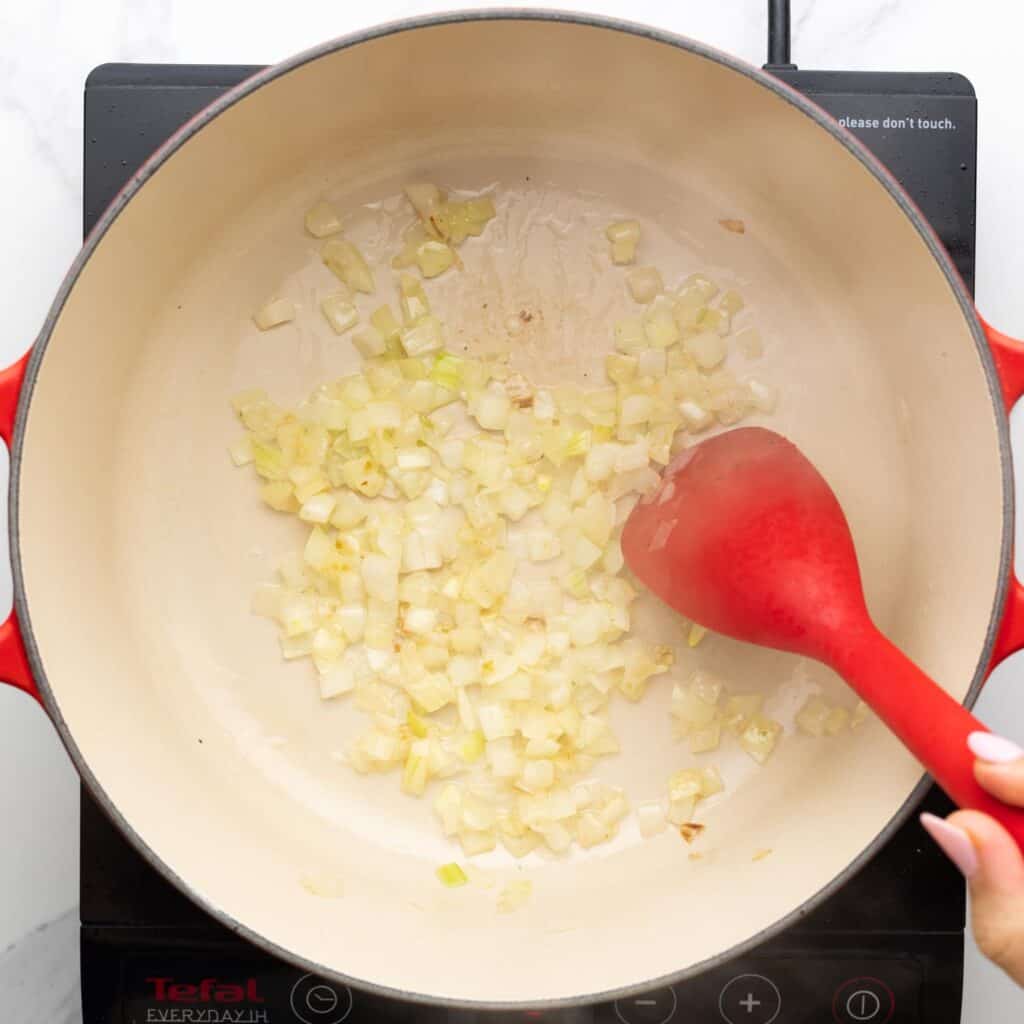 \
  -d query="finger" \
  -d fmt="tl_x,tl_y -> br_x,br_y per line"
968,731 -> 1024,806
975,762 -> 1024,806
928,810 -> 1024,987
948,810 -> 1024,896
